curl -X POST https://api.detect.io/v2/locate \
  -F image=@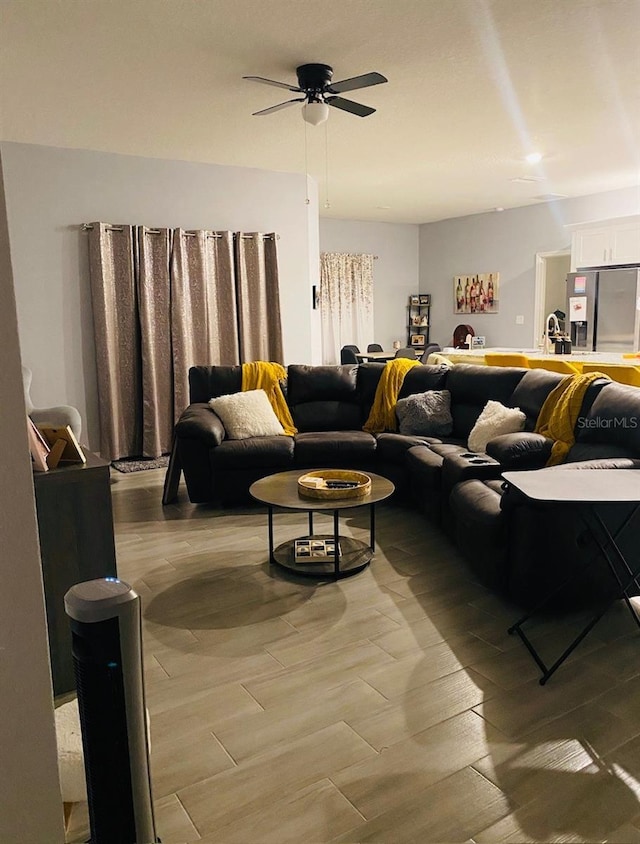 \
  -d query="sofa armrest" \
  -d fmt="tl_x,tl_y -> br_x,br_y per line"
175,403 -> 225,447
485,432 -> 552,470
